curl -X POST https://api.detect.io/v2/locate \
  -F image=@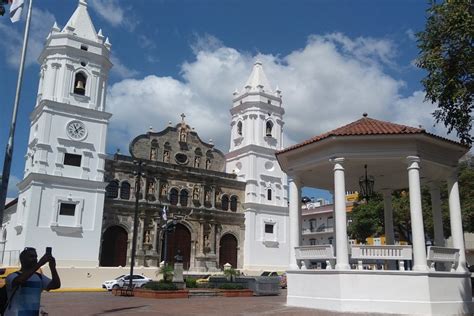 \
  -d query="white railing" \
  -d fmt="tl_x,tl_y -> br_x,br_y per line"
426,246 -> 459,271
295,245 -> 335,269
351,245 -> 412,271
